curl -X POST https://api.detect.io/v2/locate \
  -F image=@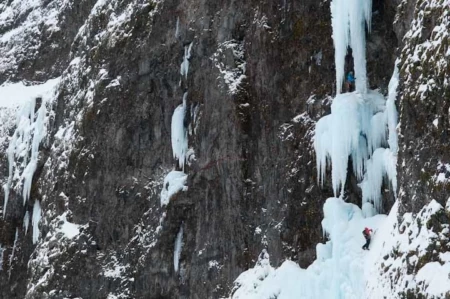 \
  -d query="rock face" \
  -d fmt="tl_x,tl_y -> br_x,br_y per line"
397,0 -> 450,215
369,0 -> 450,297
0,0 -> 447,299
